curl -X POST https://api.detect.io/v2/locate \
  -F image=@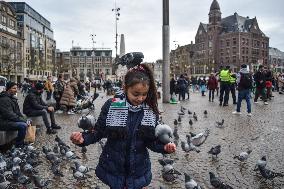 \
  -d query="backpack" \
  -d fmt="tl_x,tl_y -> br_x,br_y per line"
240,73 -> 252,89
